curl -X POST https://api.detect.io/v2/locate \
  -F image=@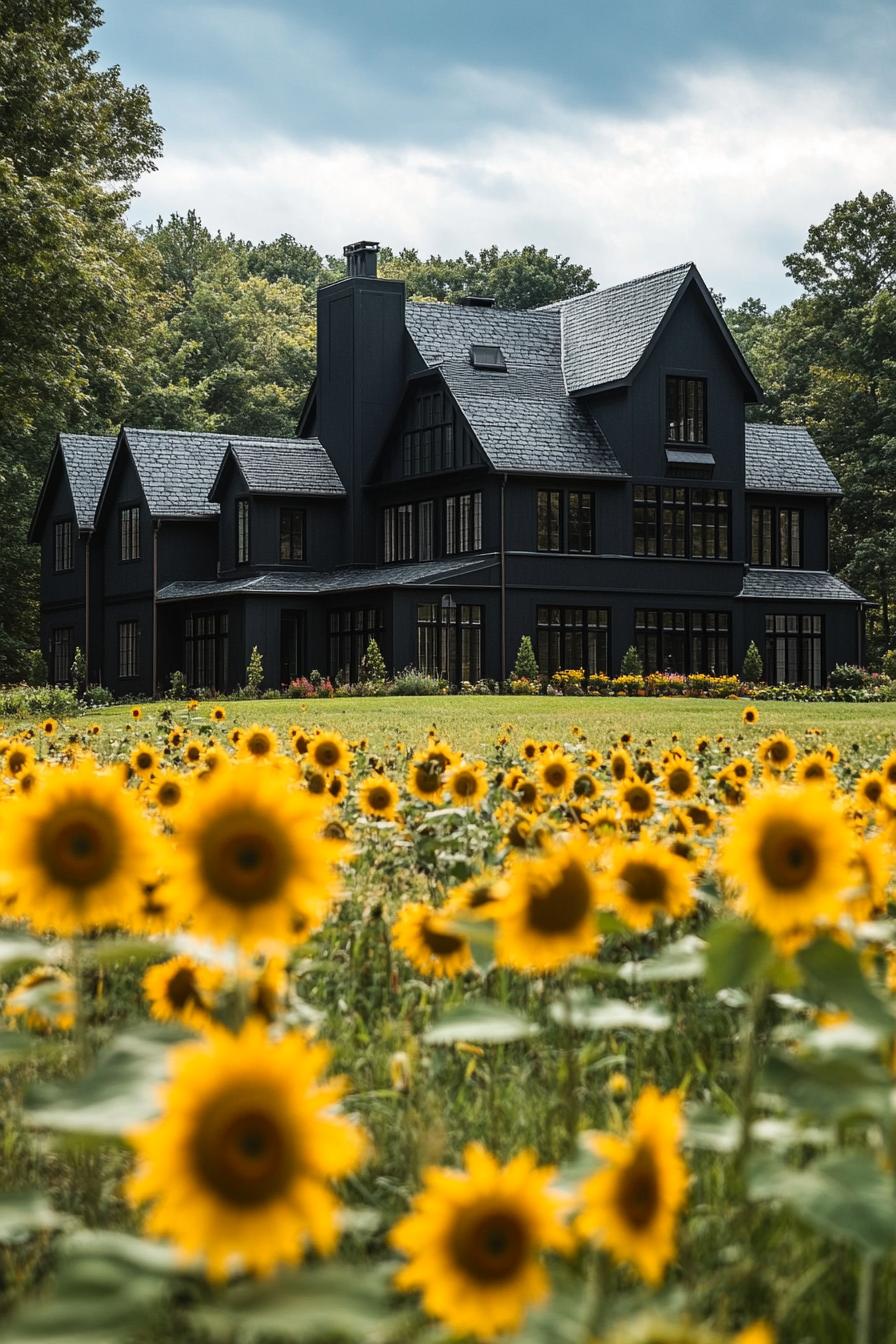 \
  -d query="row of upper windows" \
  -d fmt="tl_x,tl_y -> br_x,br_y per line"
383,493 -> 482,562
235,500 -> 306,565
